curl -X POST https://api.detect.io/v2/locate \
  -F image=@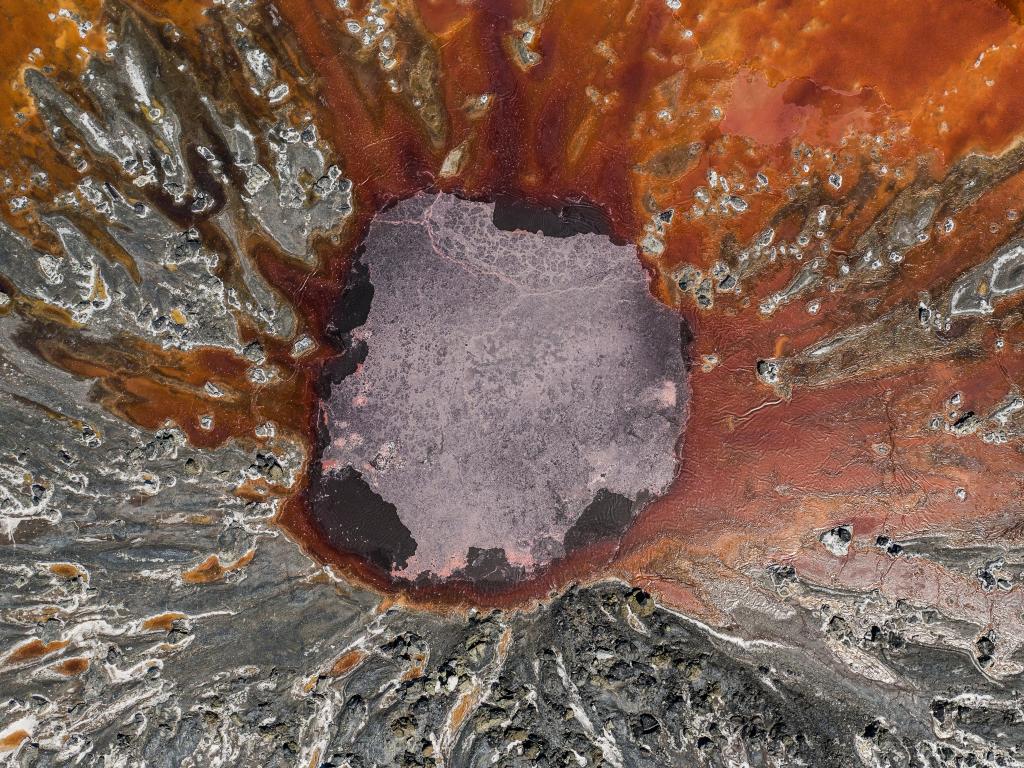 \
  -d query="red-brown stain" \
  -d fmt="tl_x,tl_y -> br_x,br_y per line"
448,691 -> 475,735
5,638 -> 69,666
0,730 -> 30,752
48,563 -> 86,580
53,657 -> 90,676
401,656 -> 427,682
1,0 -> 1023,615
326,649 -> 366,678
142,612 -> 187,632
183,550 -> 256,584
